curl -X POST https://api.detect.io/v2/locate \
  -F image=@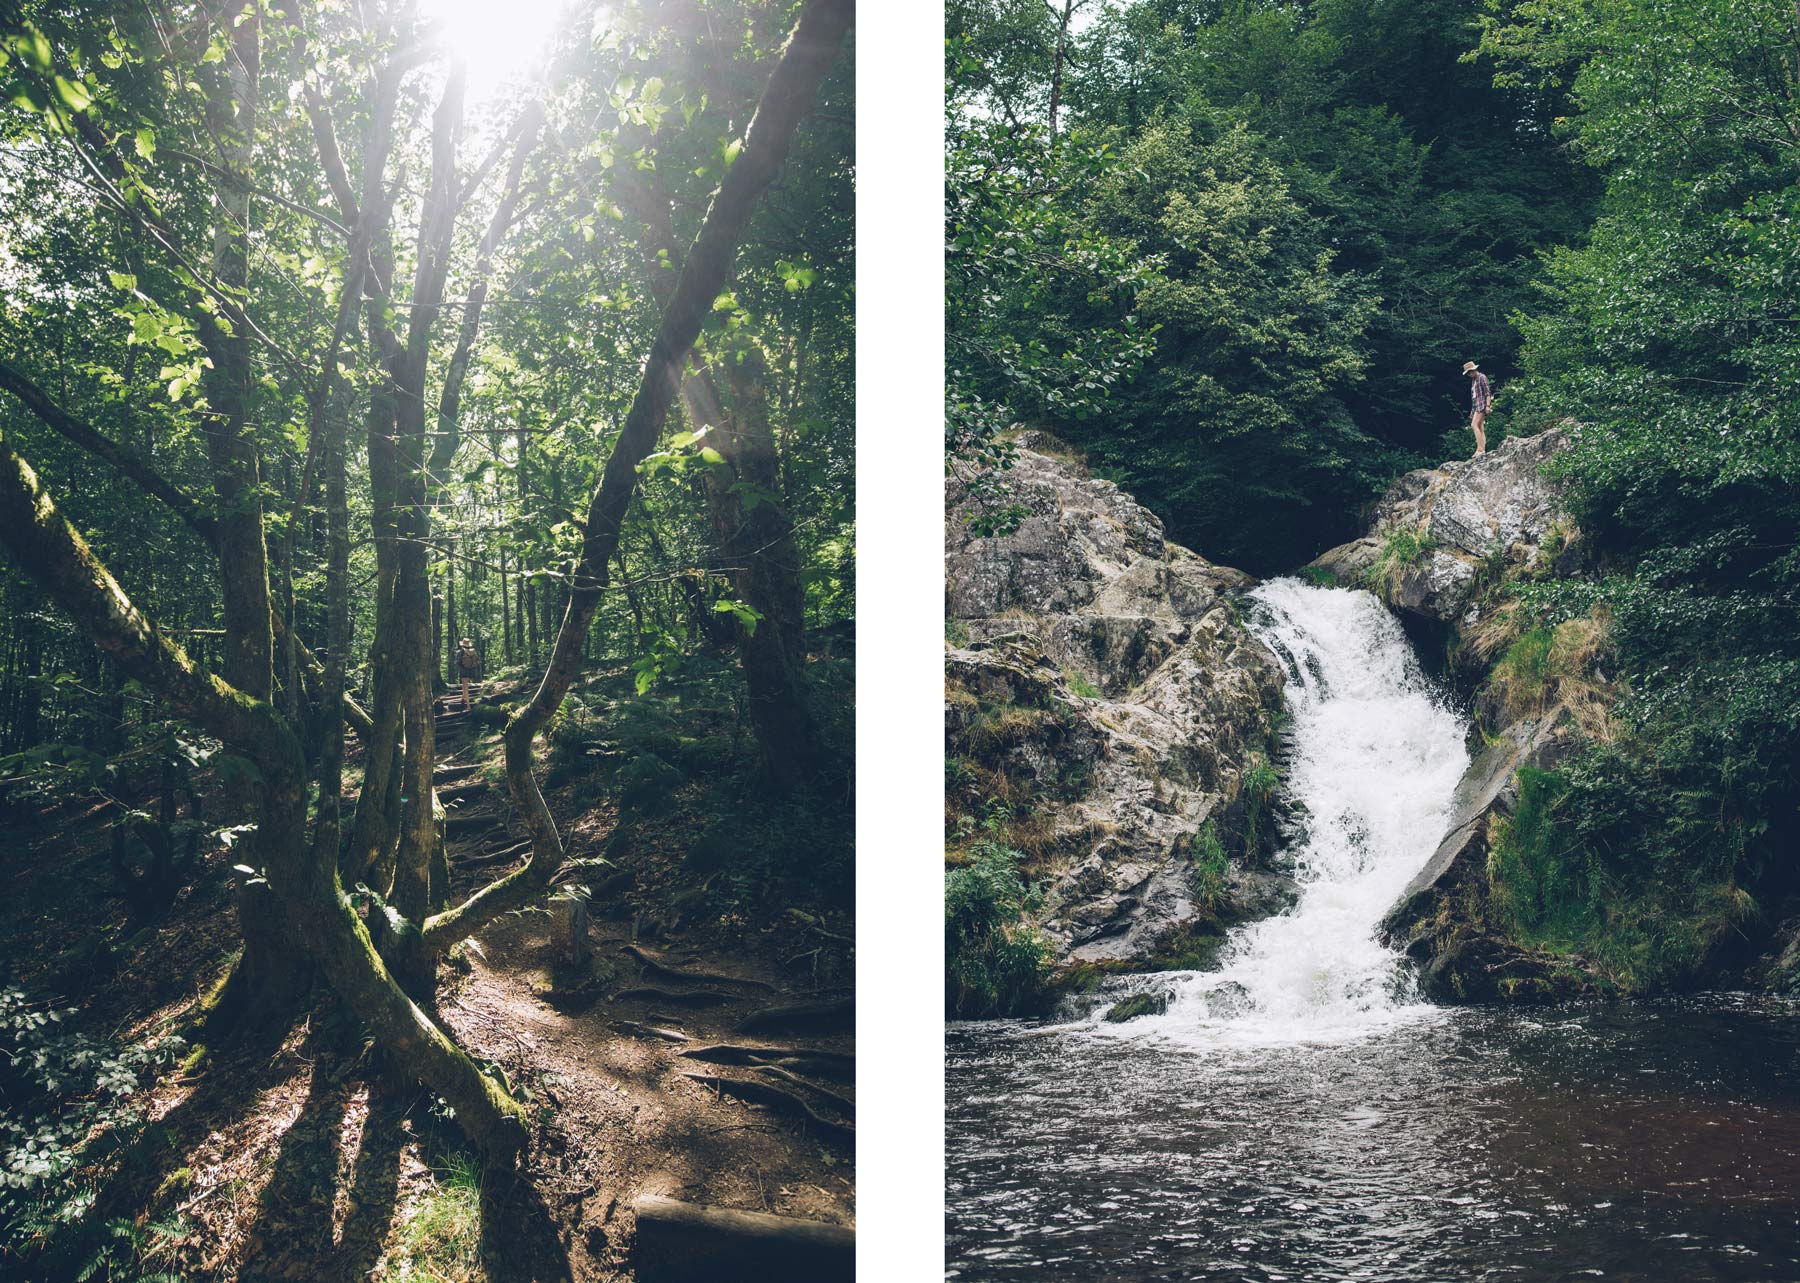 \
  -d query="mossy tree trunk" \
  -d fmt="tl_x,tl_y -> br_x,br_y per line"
615,144 -> 826,791
192,0 -> 312,1025
0,441 -> 528,1159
